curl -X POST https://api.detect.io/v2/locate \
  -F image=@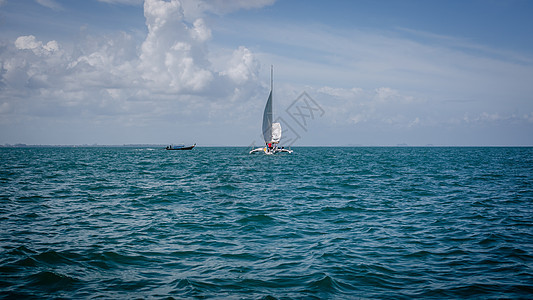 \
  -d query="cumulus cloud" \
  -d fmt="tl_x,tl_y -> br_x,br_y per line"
0,0 -> 268,144
140,0 -> 213,92
15,35 -> 60,56
5,0 -> 264,97
137,0 -> 263,94
223,46 -> 259,85
191,18 -> 212,42
3,35 -> 66,94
